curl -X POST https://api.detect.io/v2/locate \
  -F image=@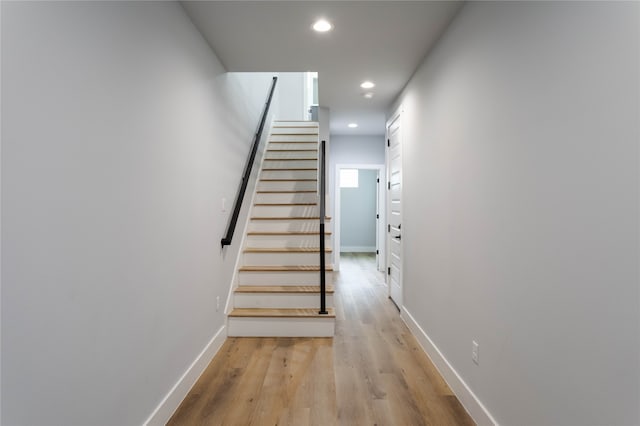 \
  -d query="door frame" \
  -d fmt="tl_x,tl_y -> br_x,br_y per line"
386,106 -> 403,305
334,163 -> 386,272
